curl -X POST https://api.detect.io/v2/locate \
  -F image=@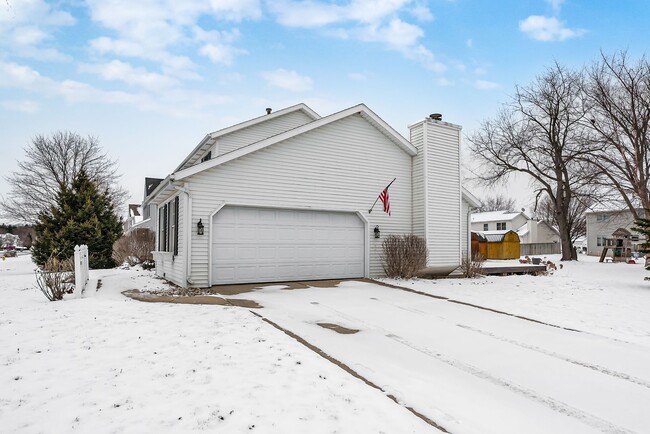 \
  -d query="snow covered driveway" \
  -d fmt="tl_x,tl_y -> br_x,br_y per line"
237,279 -> 650,434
